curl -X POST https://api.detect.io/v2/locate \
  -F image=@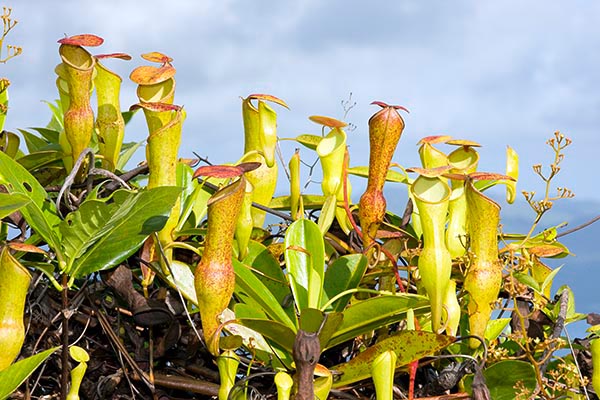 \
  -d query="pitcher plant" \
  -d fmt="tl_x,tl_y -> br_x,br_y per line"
94,52 -> 130,171
192,170 -> 246,356
241,94 -> 288,227
131,54 -> 182,272
409,166 -> 452,333
445,140 -> 480,258
0,246 -> 31,371
56,34 -> 102,174
463,172 -> 509,348
358,102 -> 407,247
313,115 -> 352,234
